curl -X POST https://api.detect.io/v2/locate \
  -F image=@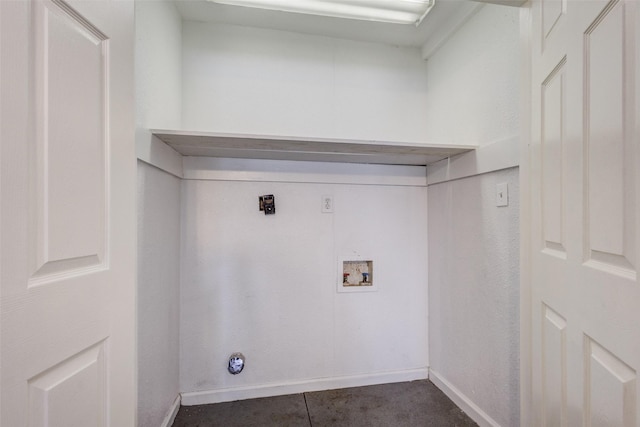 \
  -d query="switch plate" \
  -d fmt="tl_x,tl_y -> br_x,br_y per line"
496,183 -> 509,207
322,195 -> 333,213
